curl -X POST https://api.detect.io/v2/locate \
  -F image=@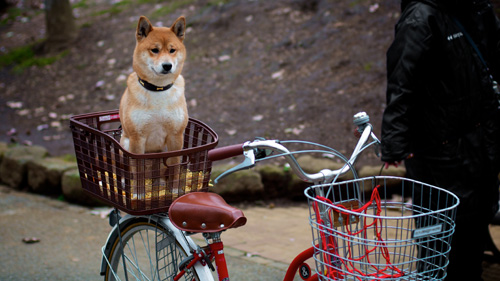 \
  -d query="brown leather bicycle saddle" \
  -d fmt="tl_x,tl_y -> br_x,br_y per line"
168,192 -> 247,233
